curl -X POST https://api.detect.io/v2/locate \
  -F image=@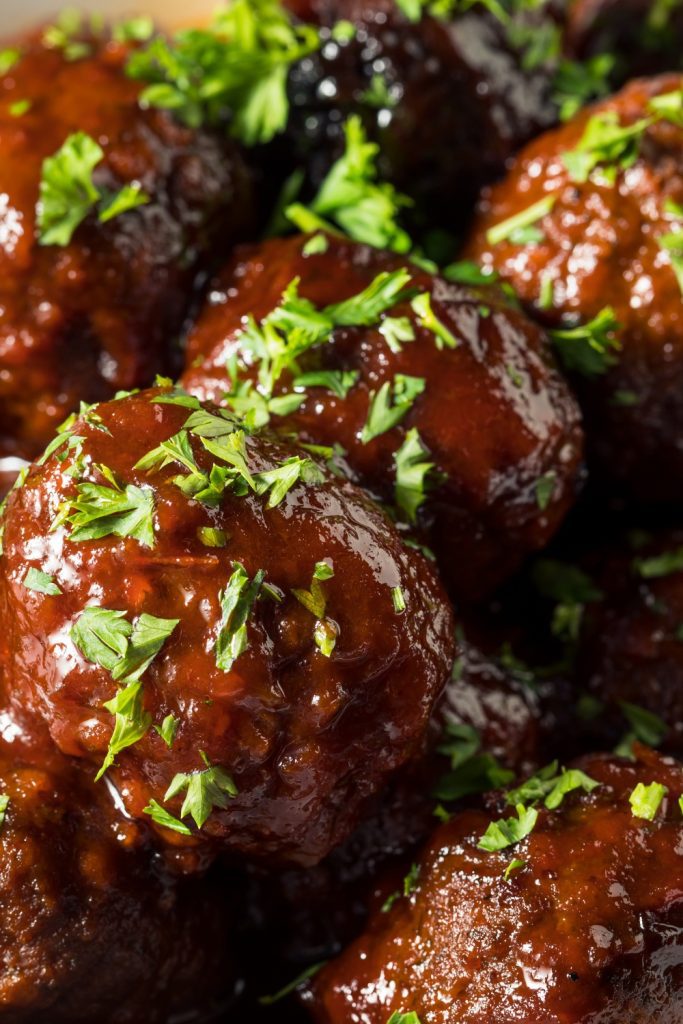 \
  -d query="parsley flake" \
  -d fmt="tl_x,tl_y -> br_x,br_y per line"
361,375 -> 425,444
486,195 -> 556,247
410,292 -> 458,349
216,563 -> 265,672
56,473 -> 156,548
549,307 -> 621,377
0,793 -> 8,832
659,230 -> 683,295
394,428 -> 435,523
143,798 -> 192,835
22,567 -> 62,596
629,781 -> 668,821
286,115 -> 412,252
562,111 -> 652,184
478,803 -> 538,852
155,714 -> 179,748
634,546 -> 683,579
164,750 -> 237,829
